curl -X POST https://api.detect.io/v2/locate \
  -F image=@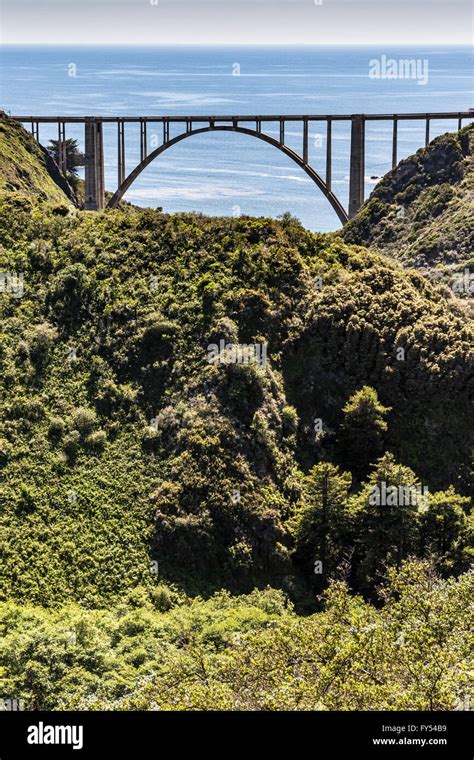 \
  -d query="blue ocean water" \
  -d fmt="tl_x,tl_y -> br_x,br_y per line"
0,45 -> 472,231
